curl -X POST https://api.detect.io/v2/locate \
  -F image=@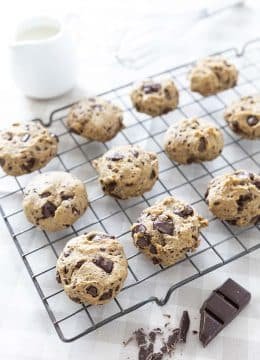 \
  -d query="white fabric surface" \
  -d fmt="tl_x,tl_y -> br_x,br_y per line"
0,1 -> 260,359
